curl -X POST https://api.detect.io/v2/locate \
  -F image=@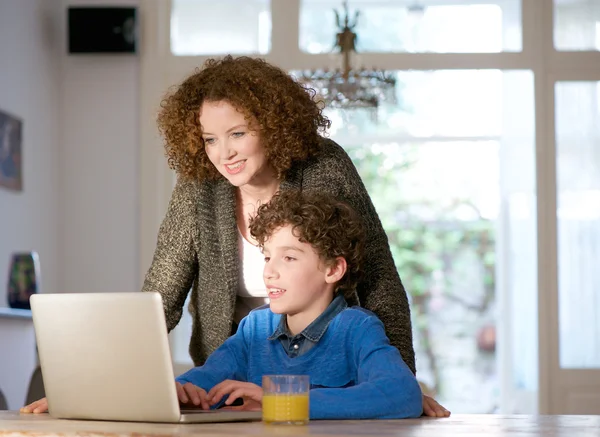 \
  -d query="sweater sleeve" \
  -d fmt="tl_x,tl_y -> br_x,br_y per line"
306,139 -> 416,374
175,315 -> 250,392
141,177 -> 198,332
309,315 -> 423,420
